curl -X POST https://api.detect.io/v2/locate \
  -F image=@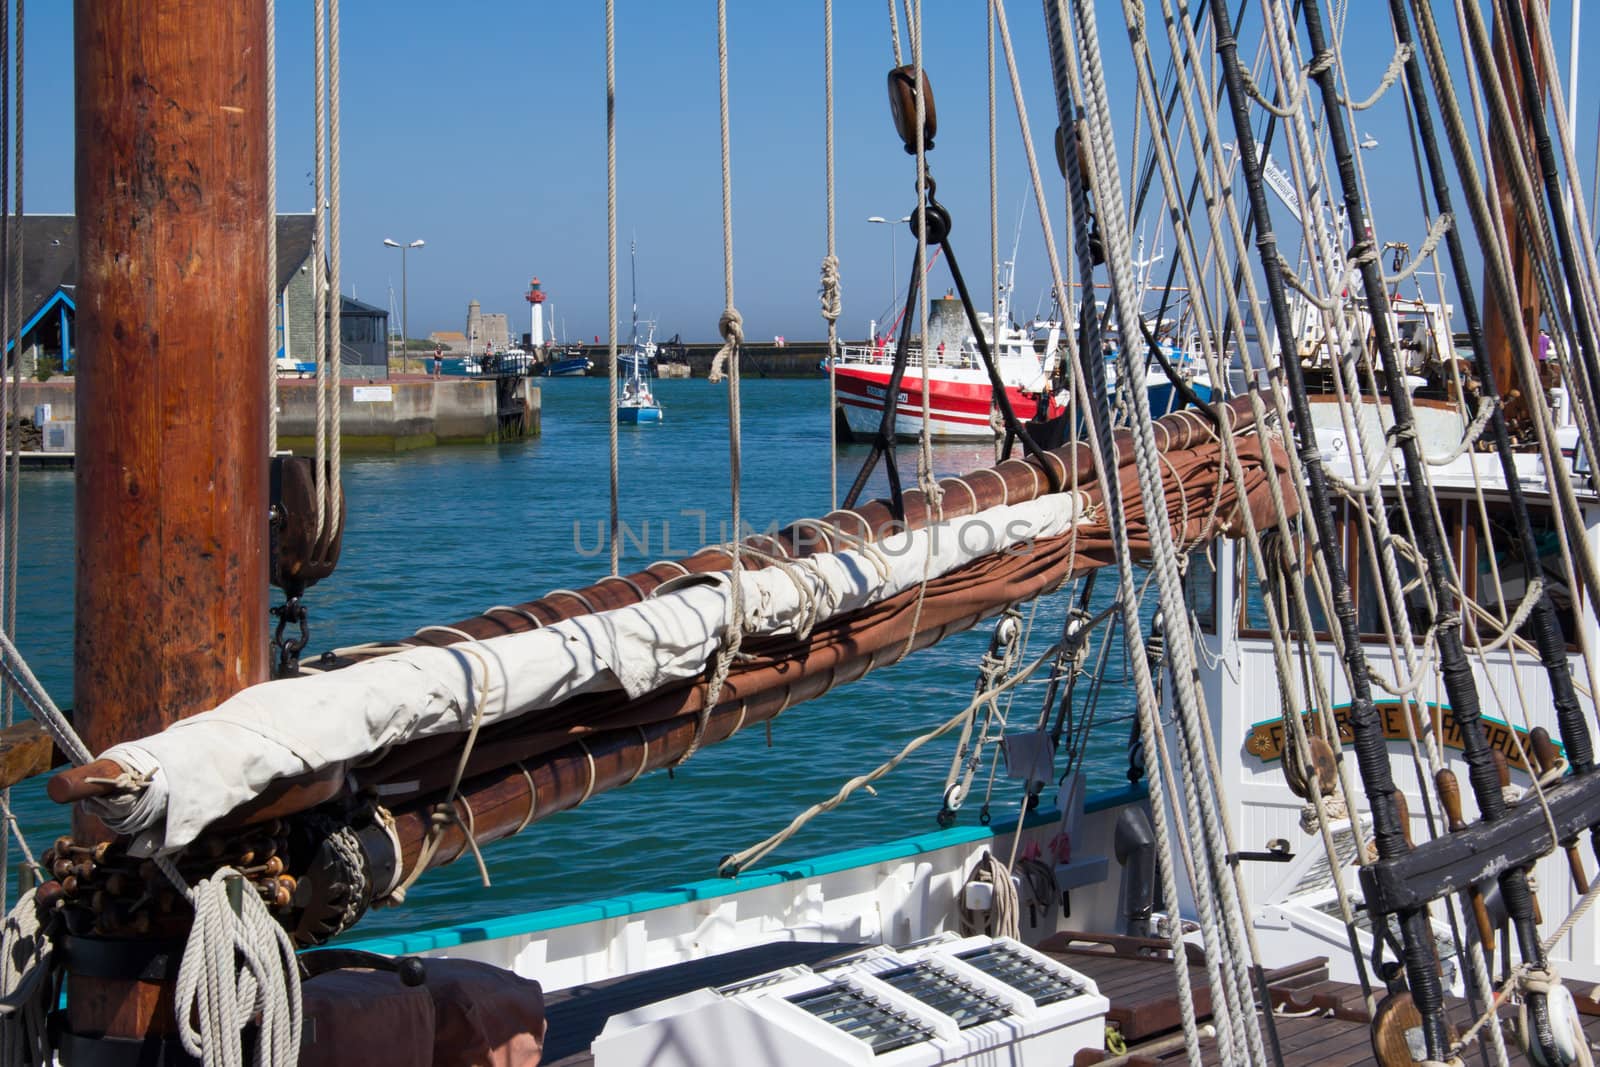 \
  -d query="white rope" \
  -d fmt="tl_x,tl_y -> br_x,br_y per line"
1031,3 -> 1213,1058
719,637 -> 1063,874
173,869 -> 302,1067
606,0 -> 620,576
684,0 -> 744,767
326,0 -> 343,537
822,0 -> 839,510
1341,41 -> 1411,110
885,0 -> 903,65
311,0 -> 328,541
266,0 -> 278,454
958,850 -> 1020,939
1426,393 -> 1495,465
1383,212 -> 1452,287
1074,1 -> 1265,1059
0,631 -> 89,766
